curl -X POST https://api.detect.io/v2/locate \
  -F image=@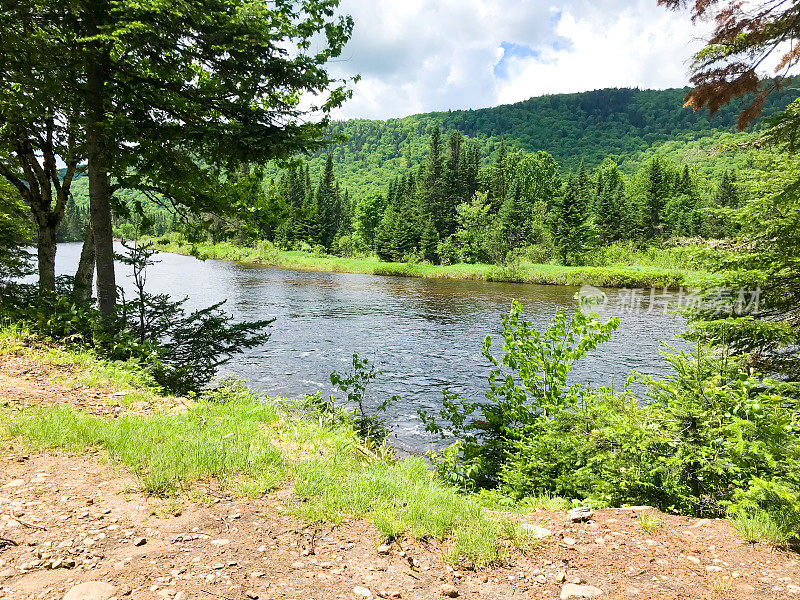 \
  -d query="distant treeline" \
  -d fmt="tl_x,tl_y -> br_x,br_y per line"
260,128 -> 740,266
